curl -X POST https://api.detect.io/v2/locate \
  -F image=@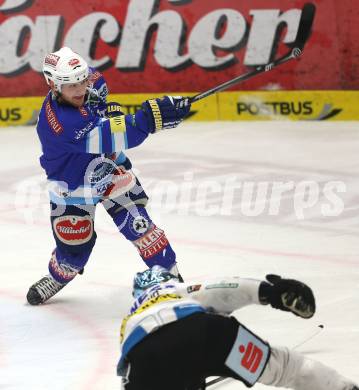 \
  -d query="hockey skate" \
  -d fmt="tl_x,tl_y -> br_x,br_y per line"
26,274 -> 66,305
